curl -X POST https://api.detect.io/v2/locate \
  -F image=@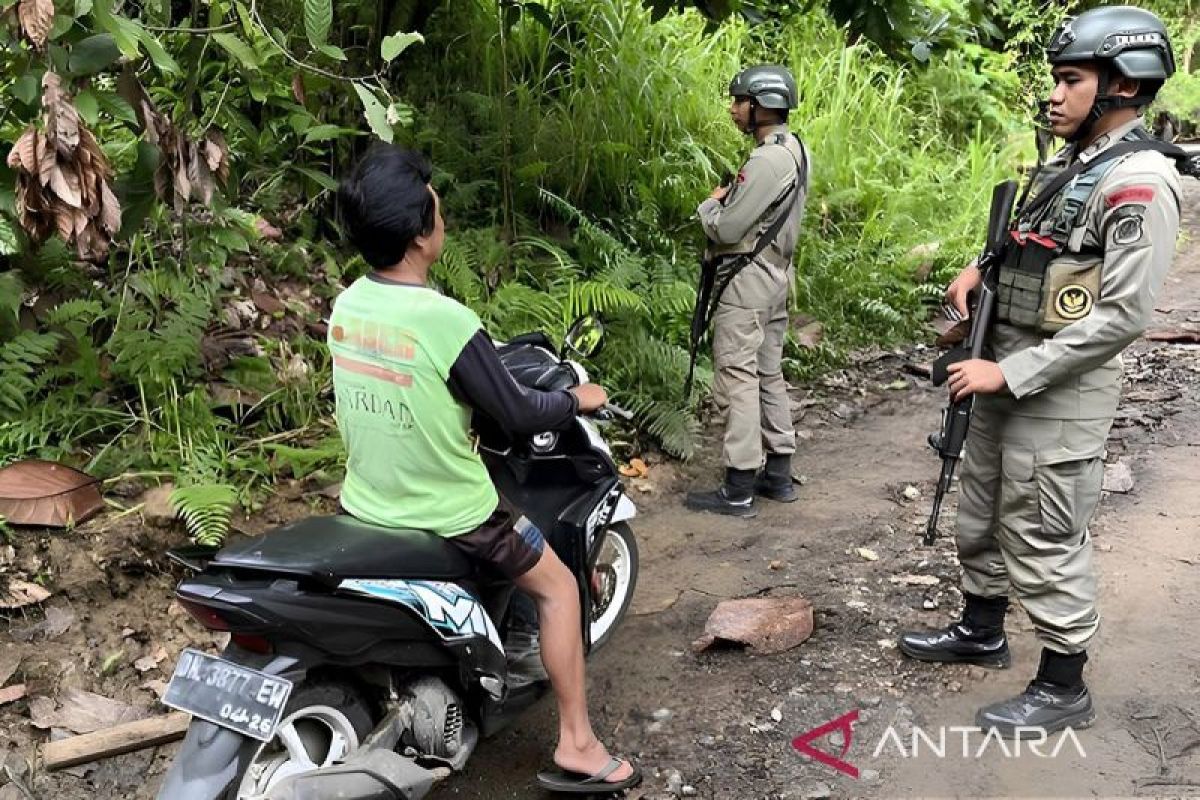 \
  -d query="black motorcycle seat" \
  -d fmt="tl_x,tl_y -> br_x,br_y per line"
211,515 -> 474,582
